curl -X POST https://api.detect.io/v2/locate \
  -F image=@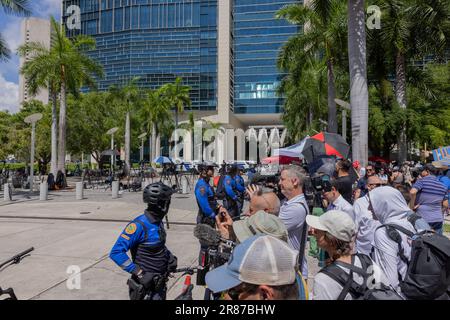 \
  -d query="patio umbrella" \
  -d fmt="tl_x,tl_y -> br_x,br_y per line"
302,132 -> 350,163
272,136 -> 309,158
153,156 -> 173,164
